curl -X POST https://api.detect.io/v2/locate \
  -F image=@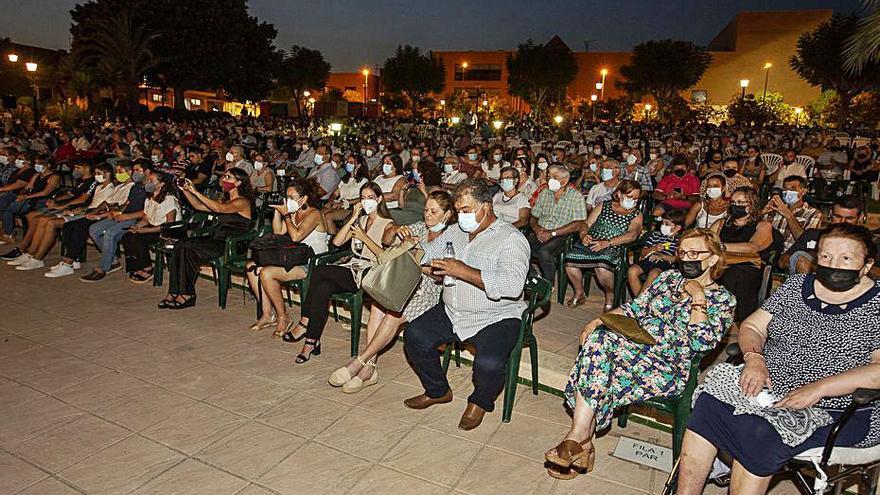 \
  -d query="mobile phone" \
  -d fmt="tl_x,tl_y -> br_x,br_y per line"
674,187 -> 682,194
